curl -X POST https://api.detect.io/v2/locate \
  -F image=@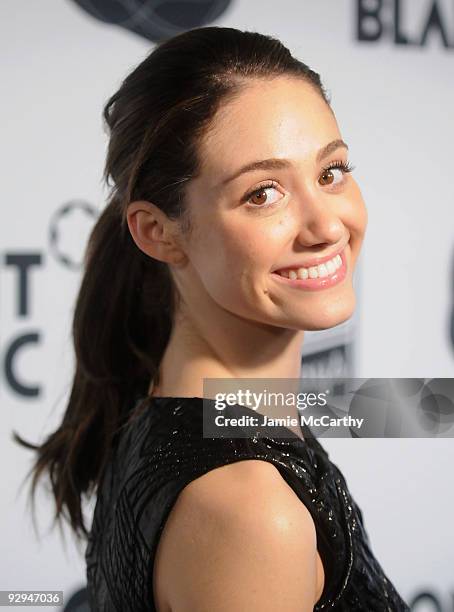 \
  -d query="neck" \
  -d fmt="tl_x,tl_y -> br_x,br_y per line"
149,304 -> 304,399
